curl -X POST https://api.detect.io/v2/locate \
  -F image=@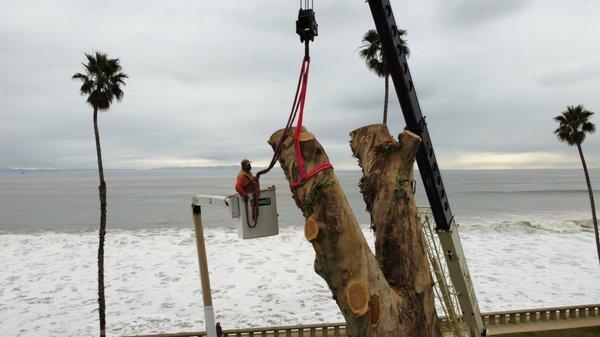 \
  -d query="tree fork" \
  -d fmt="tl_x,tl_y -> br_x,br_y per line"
269,127 -> 412,336
350,124 -> 440,337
